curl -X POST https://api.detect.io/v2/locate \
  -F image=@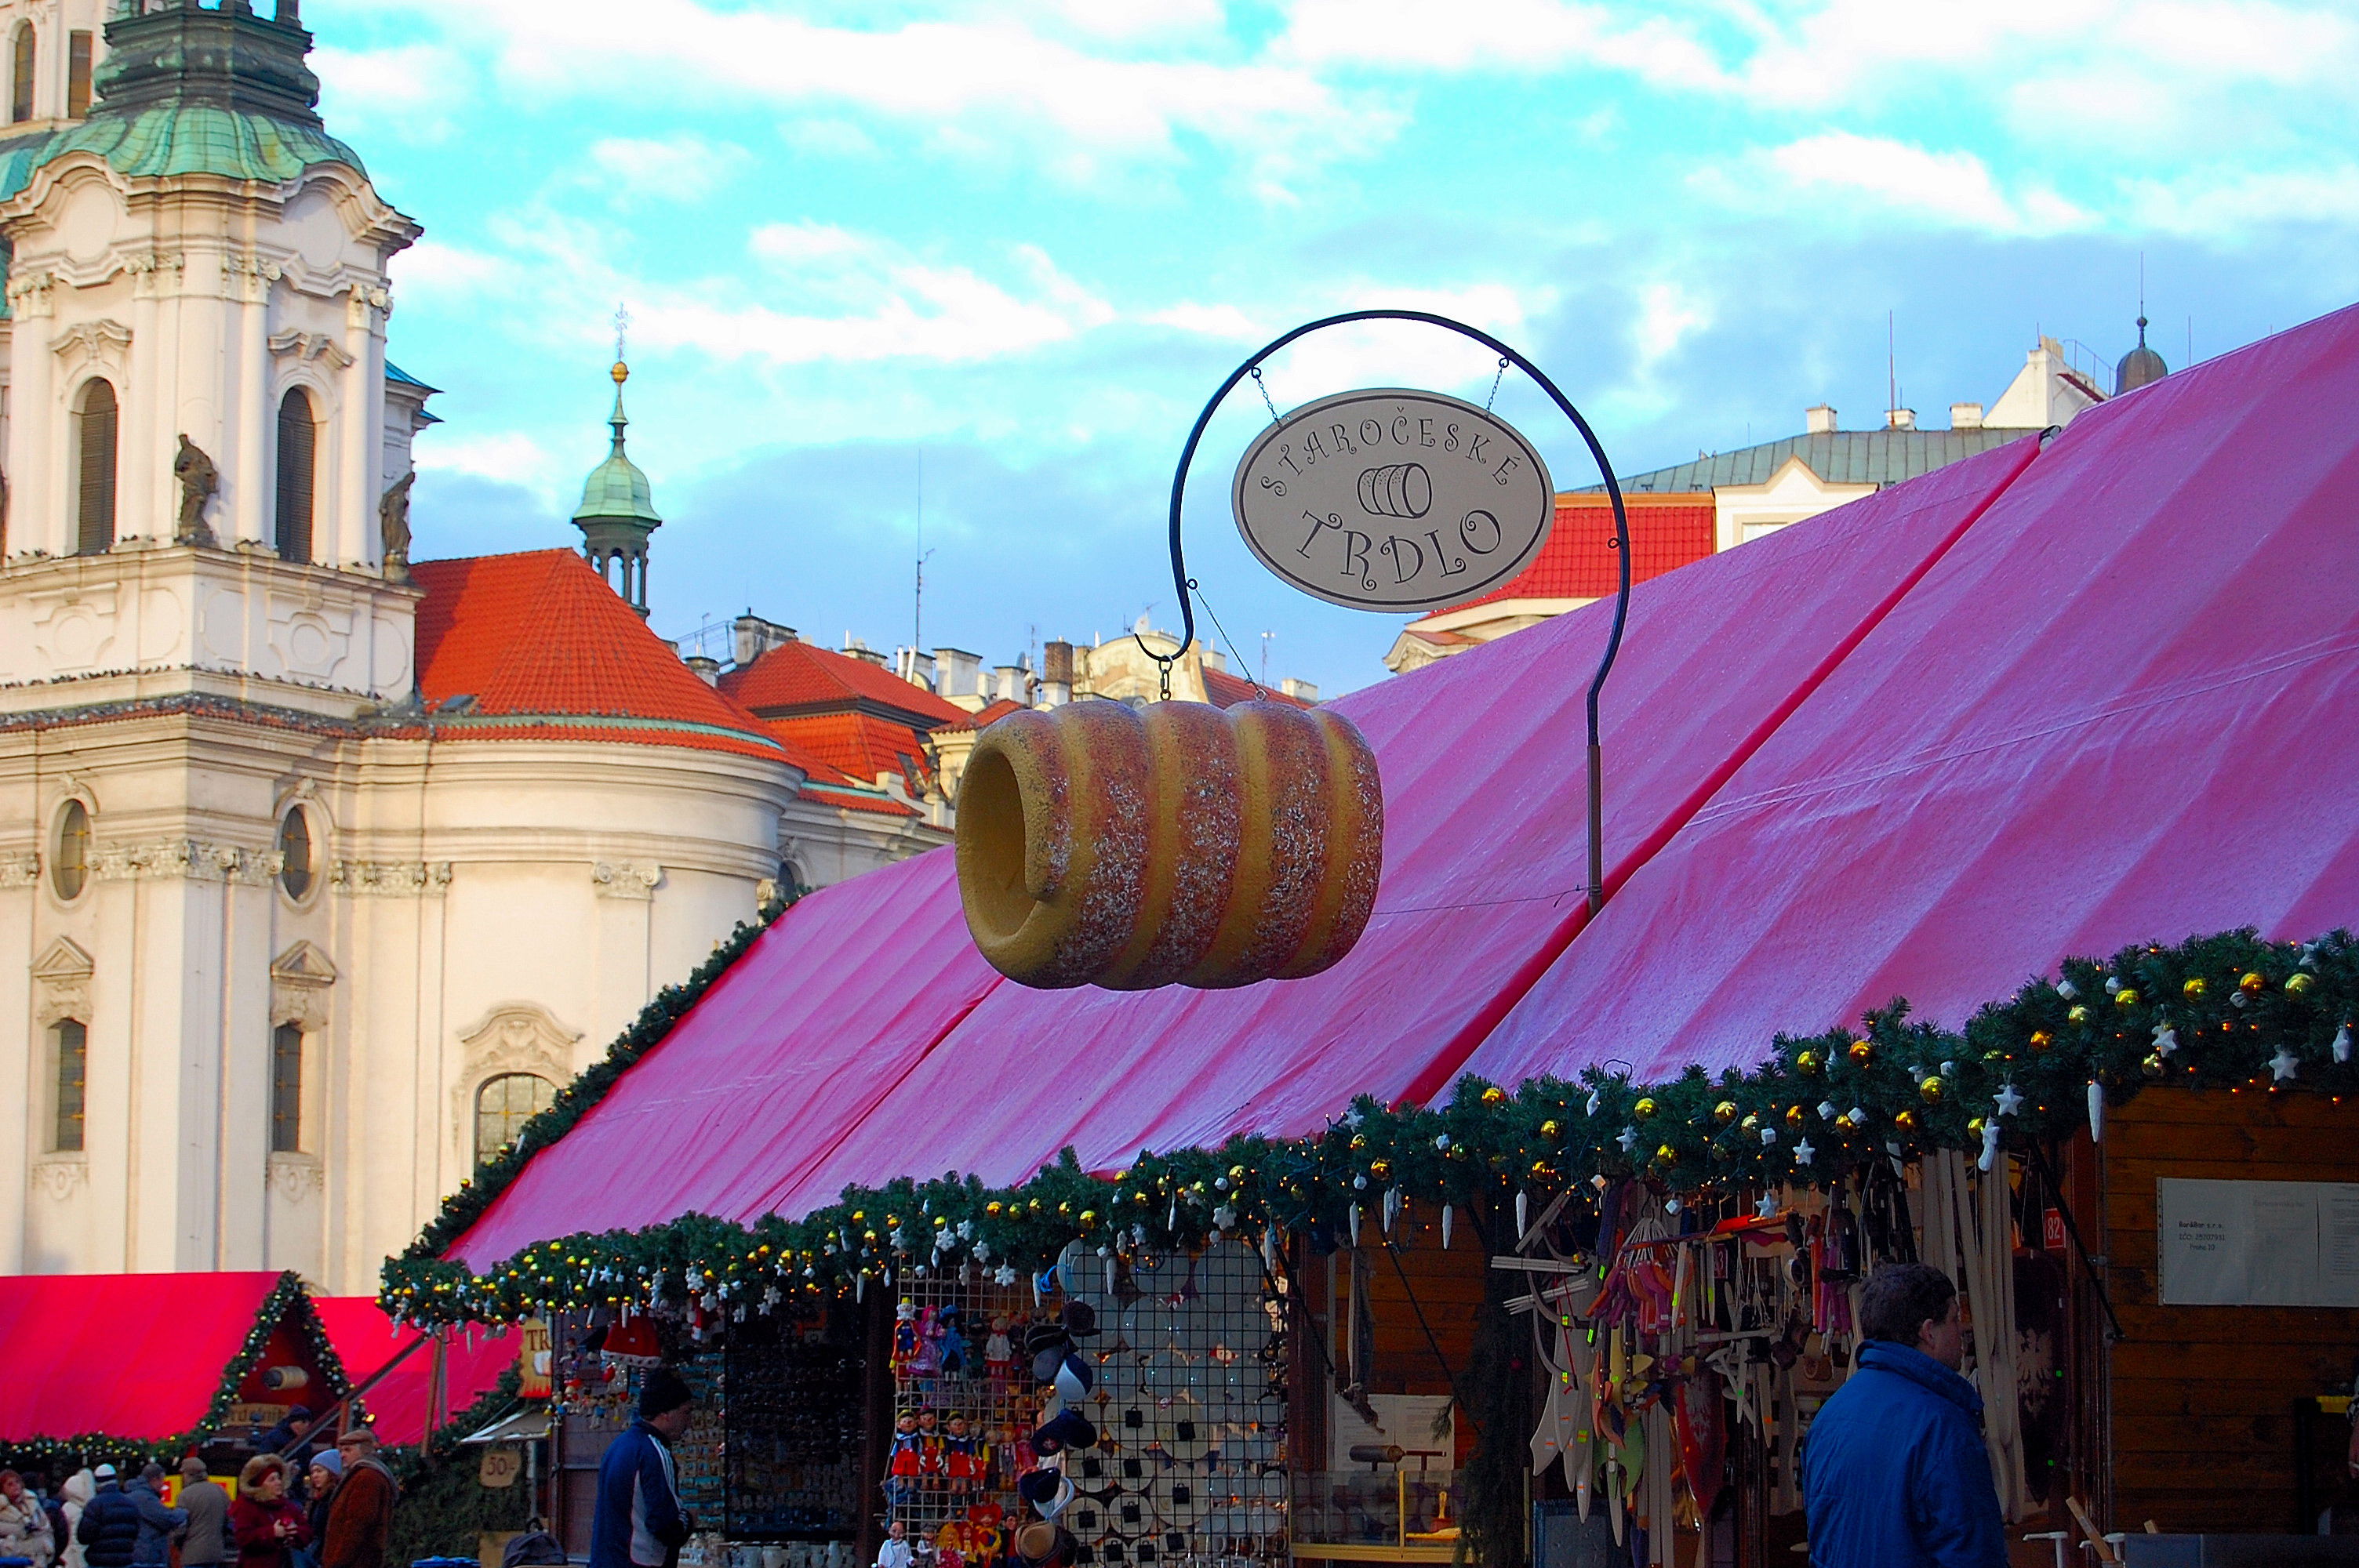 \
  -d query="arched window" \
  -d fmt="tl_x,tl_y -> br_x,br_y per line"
53,800 -> 89,900
475,1073 -> 556,1167
274,388 -> 317,563
52,1019 -> 86,1152
75,379 -> 117,556
9,25 -> 33,125
270,1022 -> 304,1153
278,807 -> 313,900
65,31 -> 89,119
